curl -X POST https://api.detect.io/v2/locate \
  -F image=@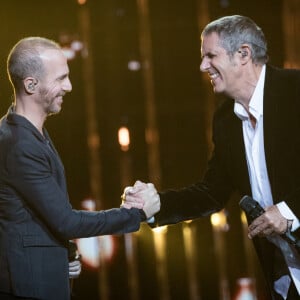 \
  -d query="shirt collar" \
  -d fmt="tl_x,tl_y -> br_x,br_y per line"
234,64 -> 266,121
